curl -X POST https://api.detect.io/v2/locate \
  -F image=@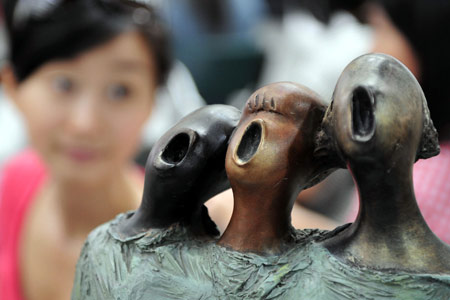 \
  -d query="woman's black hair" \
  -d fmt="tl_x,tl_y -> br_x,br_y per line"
2,0 -> 171,85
